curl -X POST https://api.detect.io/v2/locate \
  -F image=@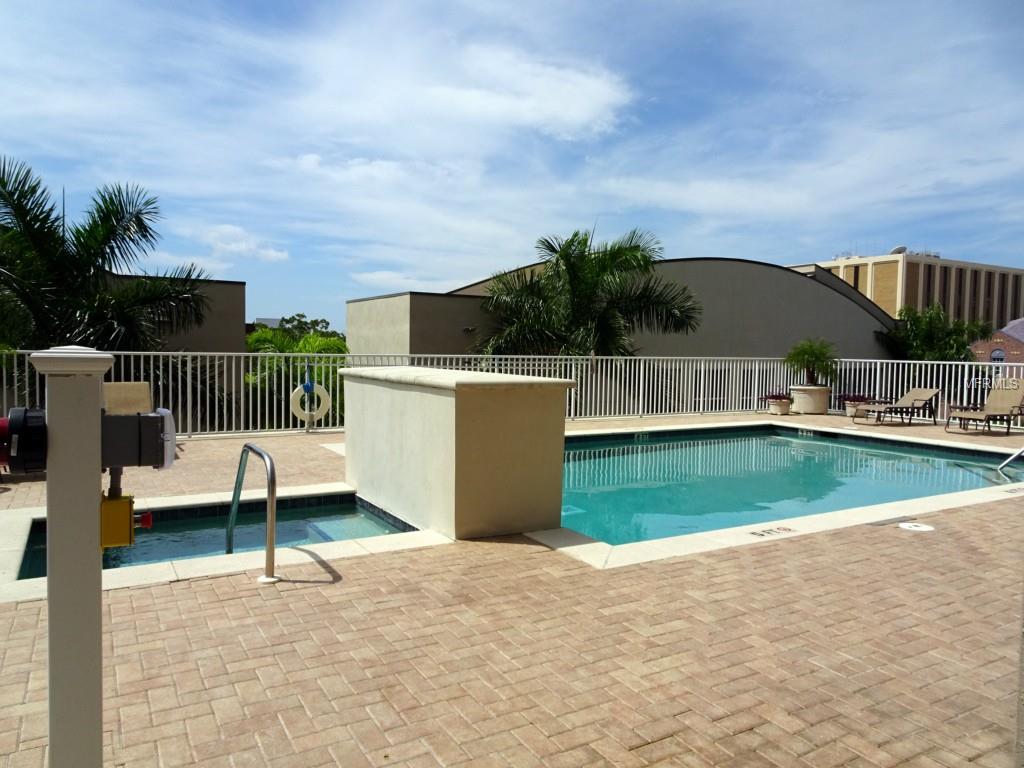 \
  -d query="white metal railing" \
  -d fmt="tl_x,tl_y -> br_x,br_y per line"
2,351 -> 1022,436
